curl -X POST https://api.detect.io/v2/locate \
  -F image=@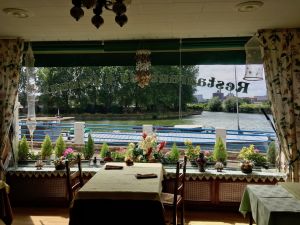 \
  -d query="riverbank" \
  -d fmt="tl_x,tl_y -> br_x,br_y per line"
33,110 -> 202,121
